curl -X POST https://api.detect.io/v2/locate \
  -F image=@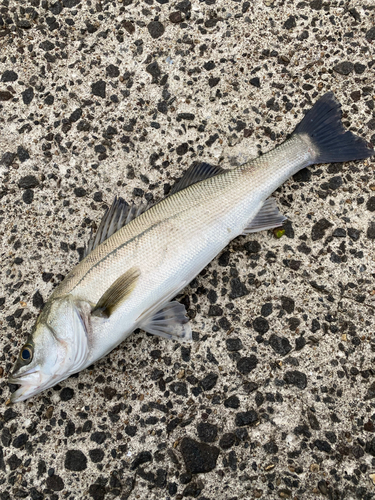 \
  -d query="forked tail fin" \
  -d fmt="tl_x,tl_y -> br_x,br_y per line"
294,92 -> 373,164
